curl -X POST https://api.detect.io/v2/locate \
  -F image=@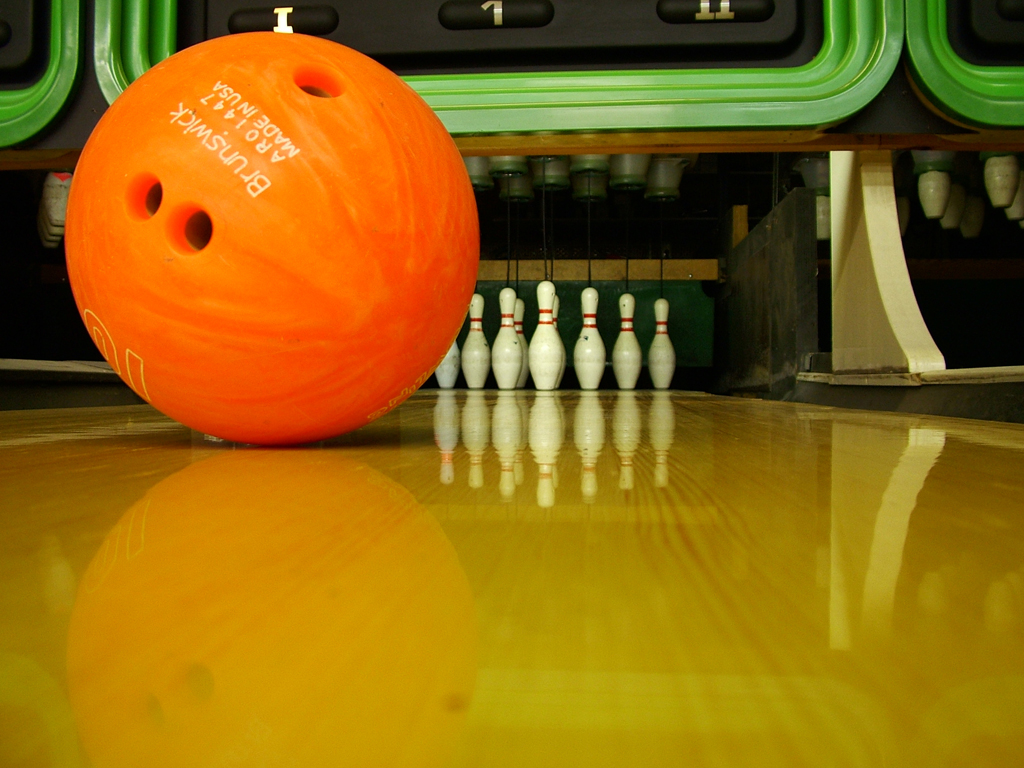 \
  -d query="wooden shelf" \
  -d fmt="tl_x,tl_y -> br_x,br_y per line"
818,258 -> 1024,281
478,258 -> 718,282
